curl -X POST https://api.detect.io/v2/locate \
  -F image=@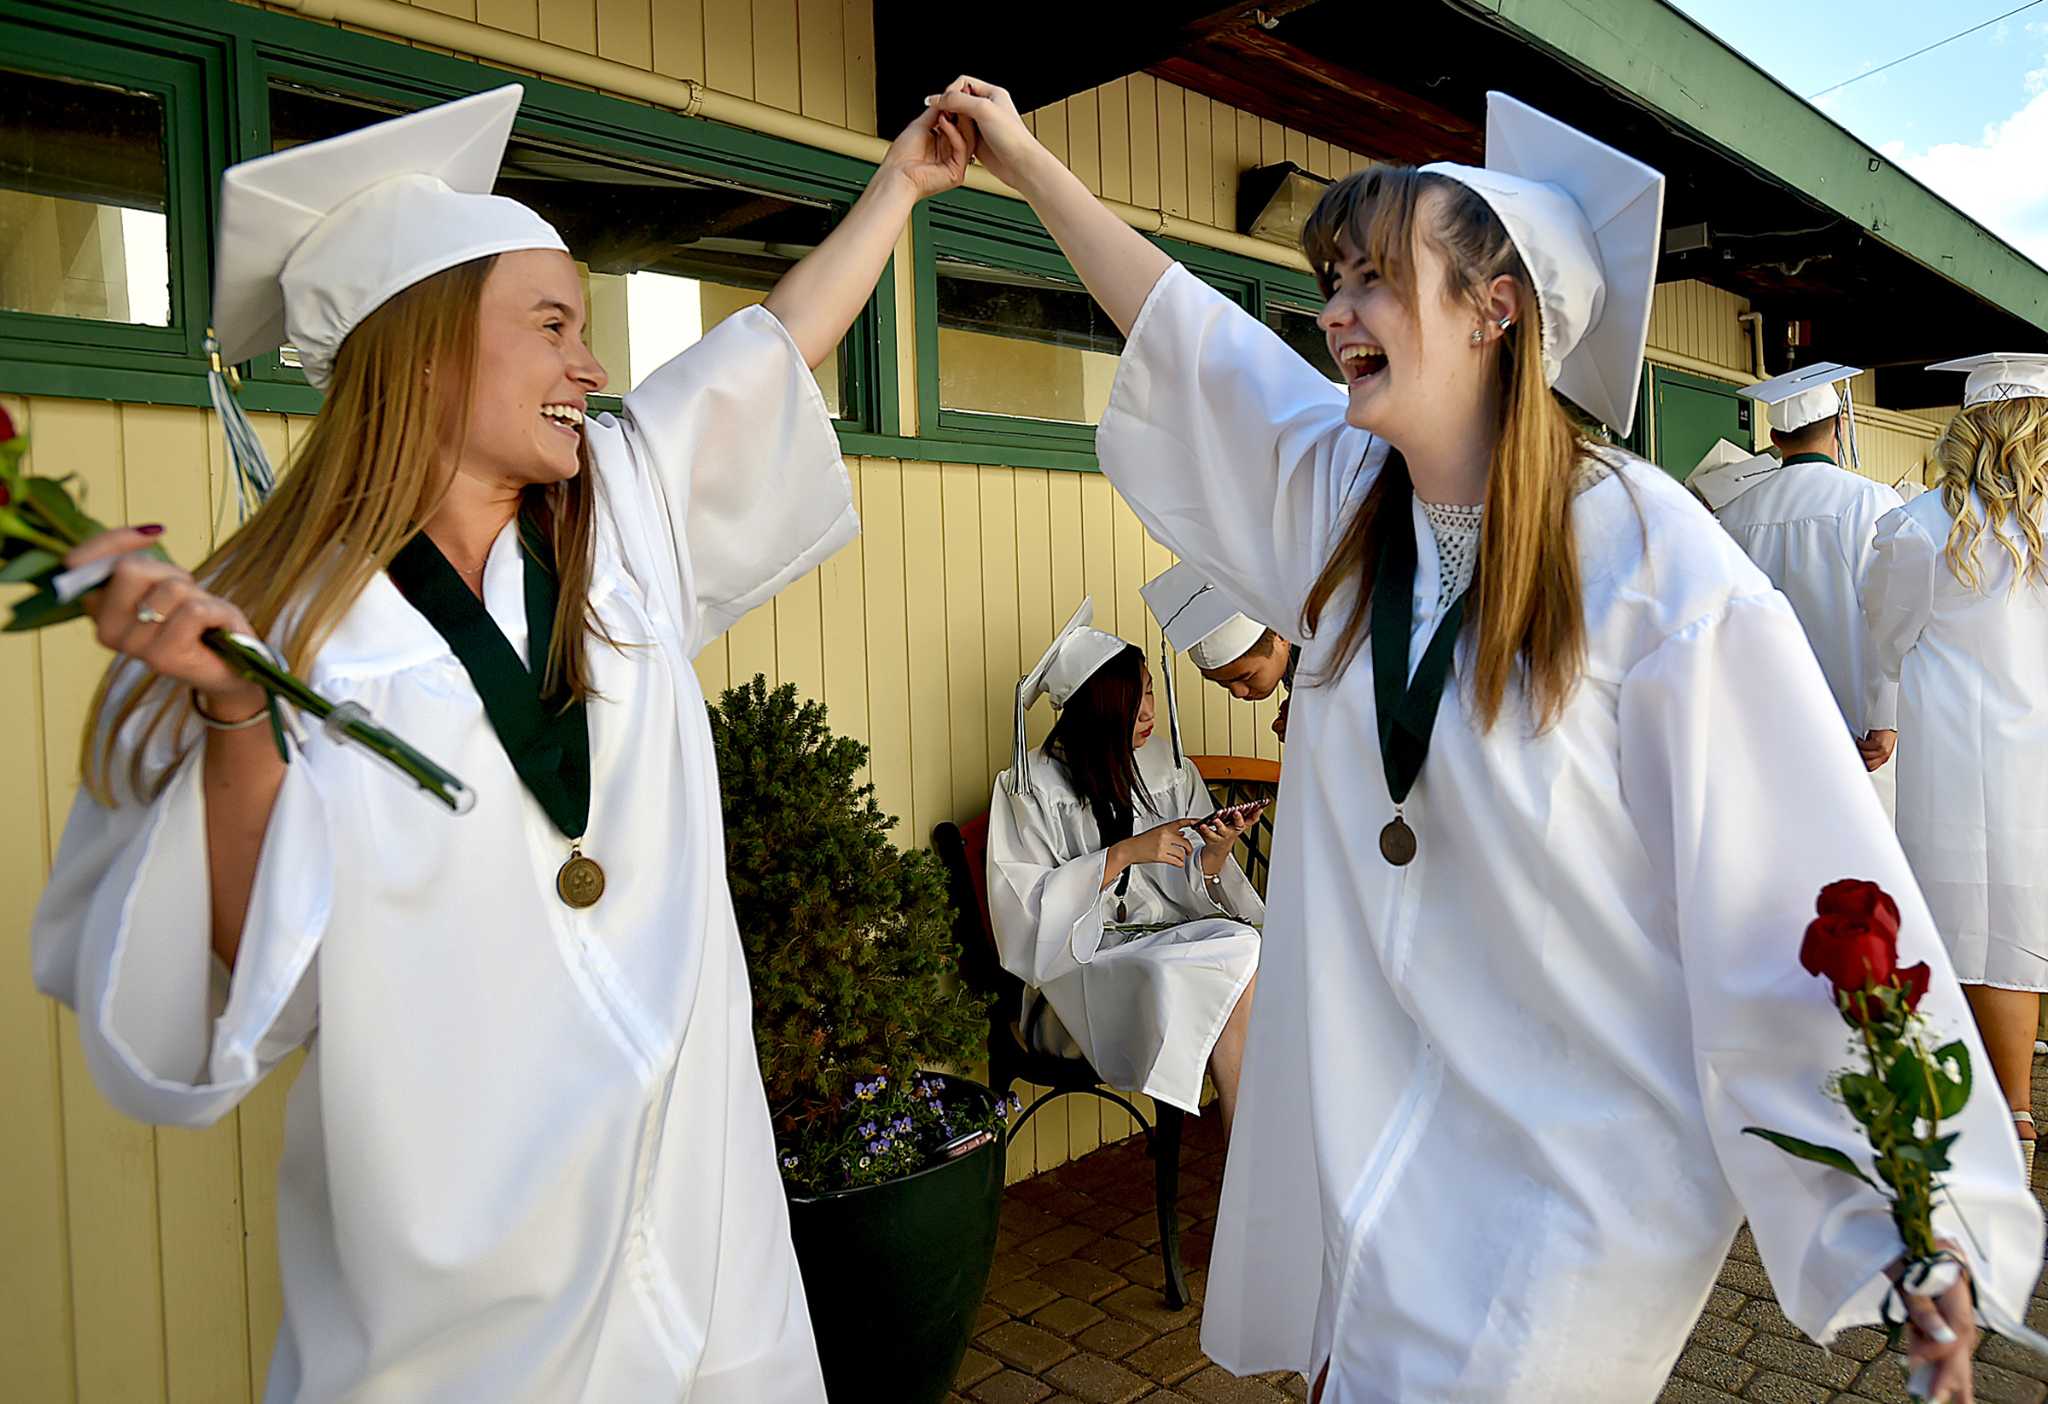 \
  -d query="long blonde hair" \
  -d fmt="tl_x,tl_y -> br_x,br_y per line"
86,254 -> 608,802
1931,396 -> 2048,593
1300,167 -> 1591,733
